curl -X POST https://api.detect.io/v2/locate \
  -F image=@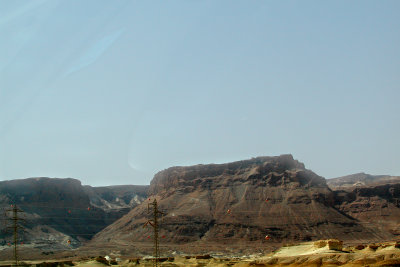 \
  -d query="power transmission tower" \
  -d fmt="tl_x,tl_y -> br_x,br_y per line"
5,204 -> 24,267
144,199 -> 164,267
